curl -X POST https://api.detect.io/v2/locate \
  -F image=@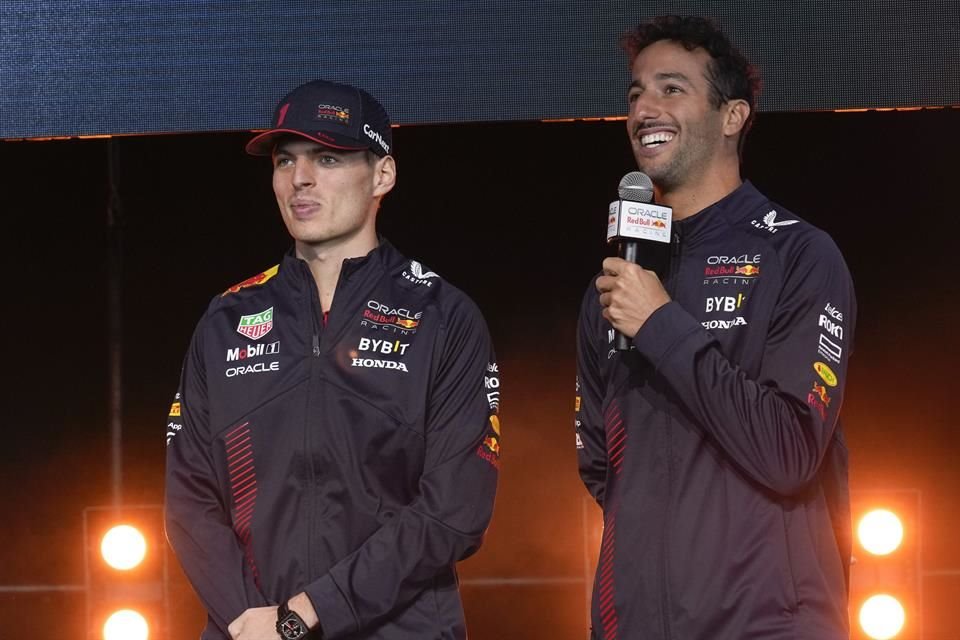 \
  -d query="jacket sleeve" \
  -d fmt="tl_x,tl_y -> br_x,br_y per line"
575,279 -> 609,506
303,295 -> 500,638
633,233 -> 856,497
164,319 -> 269,638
